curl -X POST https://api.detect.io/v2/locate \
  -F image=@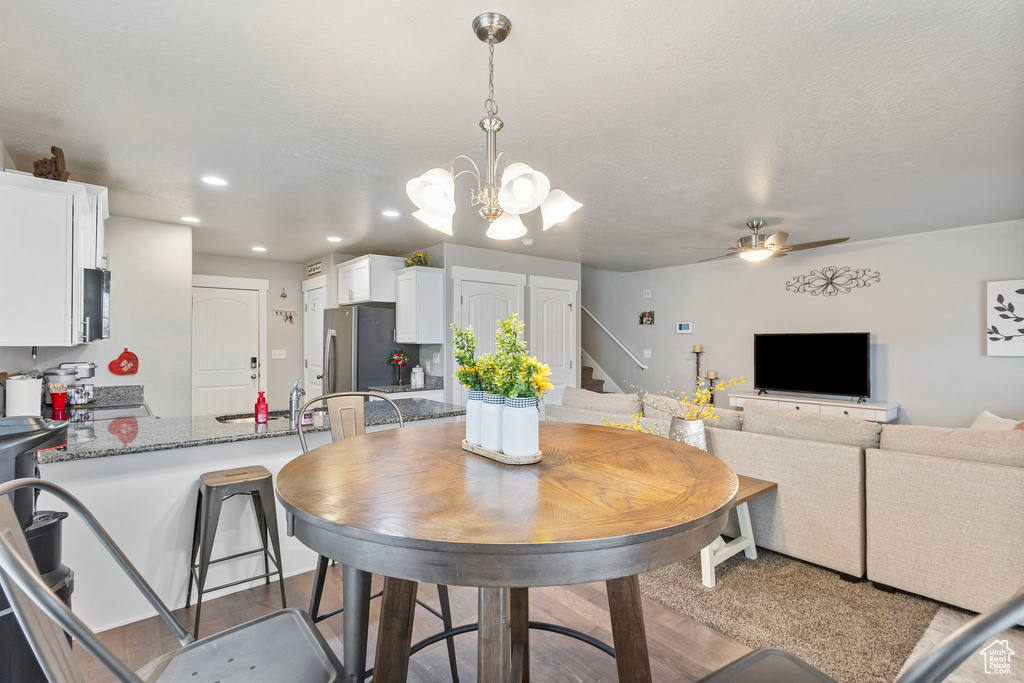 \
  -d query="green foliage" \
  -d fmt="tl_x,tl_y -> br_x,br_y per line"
451,315 -> 552,397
